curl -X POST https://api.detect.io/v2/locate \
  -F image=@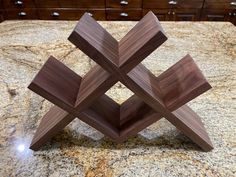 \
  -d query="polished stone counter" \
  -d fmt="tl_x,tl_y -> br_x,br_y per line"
0,20 -> 235,176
